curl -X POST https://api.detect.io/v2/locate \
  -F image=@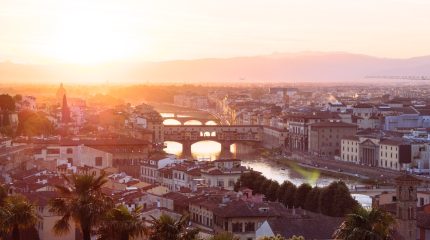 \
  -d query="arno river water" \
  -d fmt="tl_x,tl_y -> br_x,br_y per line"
162,114 -> 371,207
